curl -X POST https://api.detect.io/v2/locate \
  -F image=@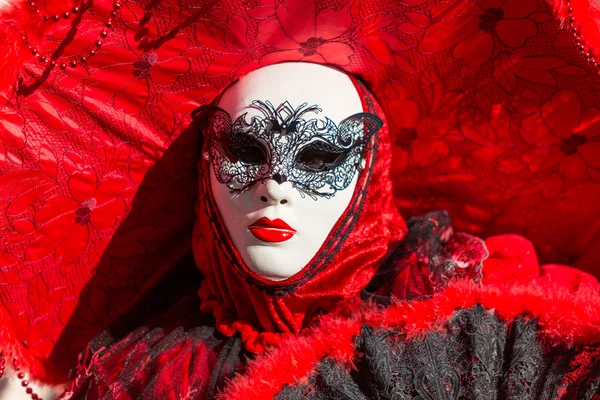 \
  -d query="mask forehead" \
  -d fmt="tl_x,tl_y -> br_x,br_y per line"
217,63 -> 364,126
